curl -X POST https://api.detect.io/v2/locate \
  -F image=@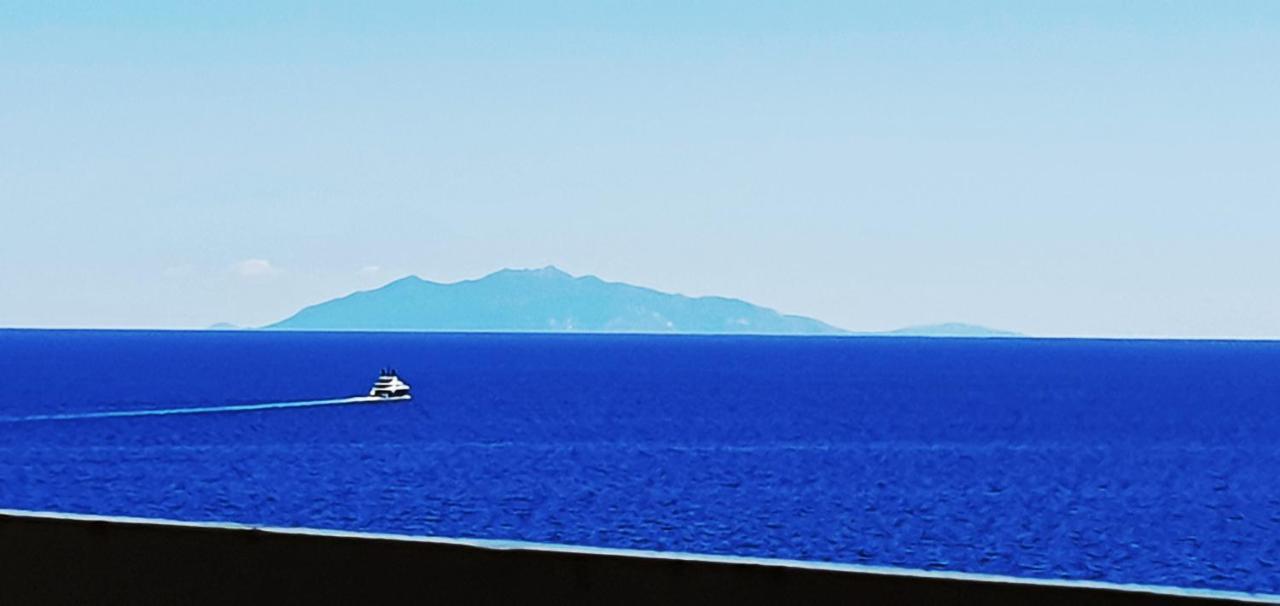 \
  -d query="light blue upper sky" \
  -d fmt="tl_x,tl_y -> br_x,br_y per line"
2,2 -> 1278,337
